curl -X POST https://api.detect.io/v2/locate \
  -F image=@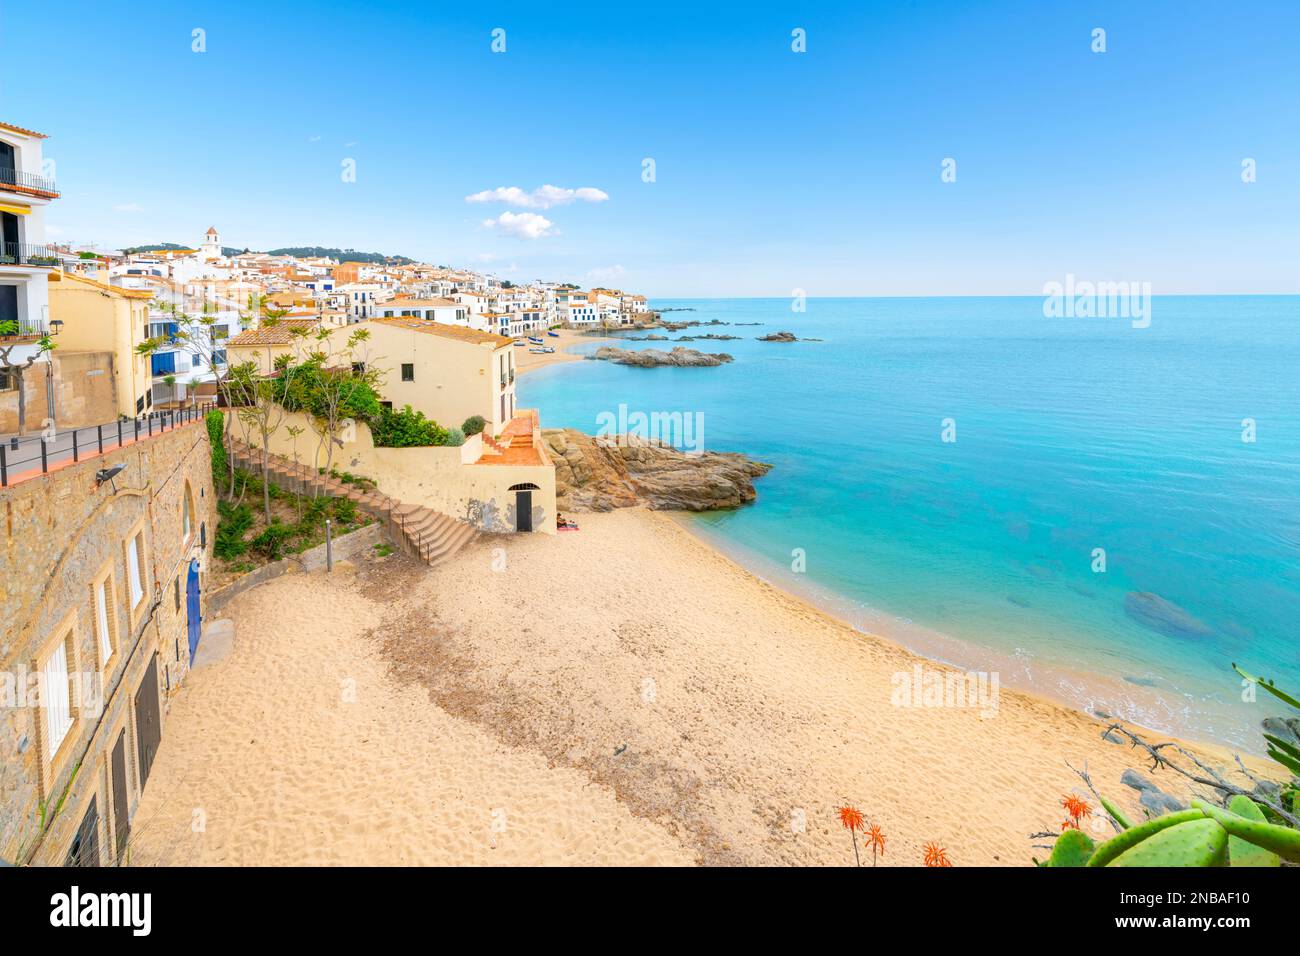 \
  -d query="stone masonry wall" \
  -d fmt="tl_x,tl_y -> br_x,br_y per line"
0,416 -> 215,865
